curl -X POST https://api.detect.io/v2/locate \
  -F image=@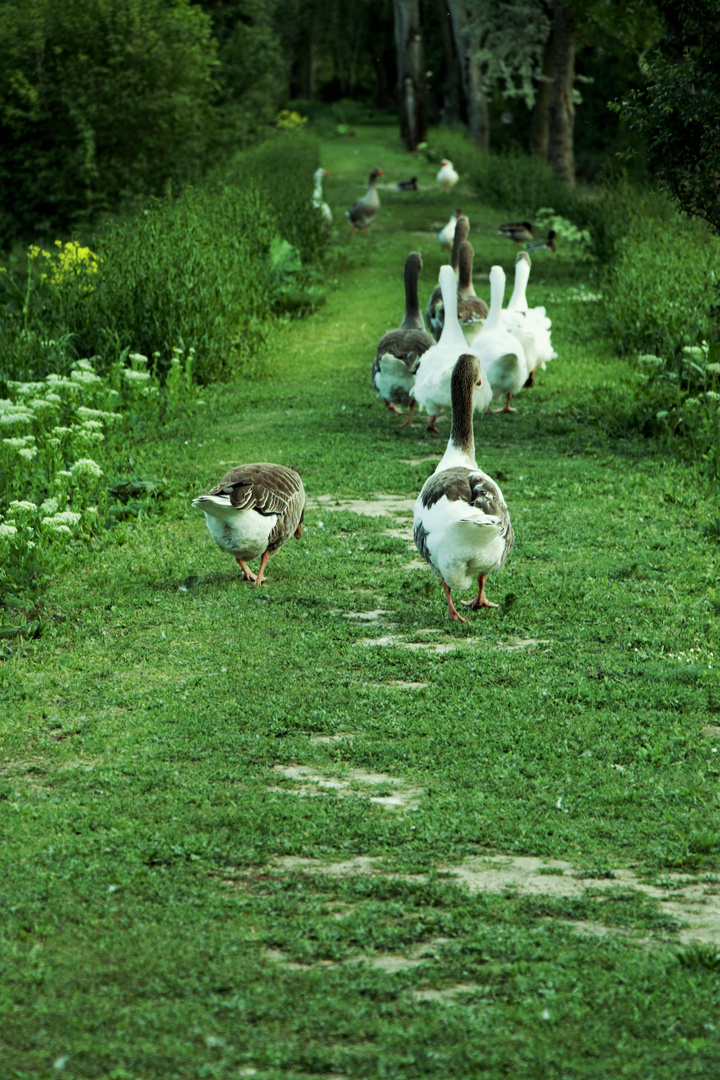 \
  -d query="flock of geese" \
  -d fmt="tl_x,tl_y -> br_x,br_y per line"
193,163 -> 557,622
